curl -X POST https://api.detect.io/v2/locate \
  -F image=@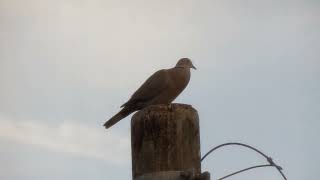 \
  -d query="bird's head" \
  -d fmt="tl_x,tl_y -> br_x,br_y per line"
175,58 -> 196,70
